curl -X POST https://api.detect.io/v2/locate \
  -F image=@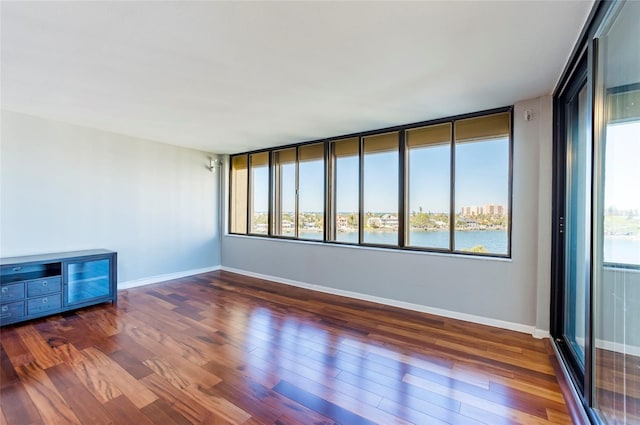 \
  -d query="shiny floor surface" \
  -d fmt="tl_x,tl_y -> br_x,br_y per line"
0,270 -> 571,424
